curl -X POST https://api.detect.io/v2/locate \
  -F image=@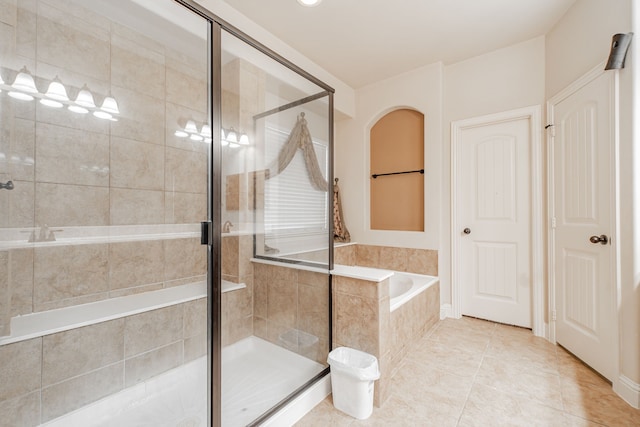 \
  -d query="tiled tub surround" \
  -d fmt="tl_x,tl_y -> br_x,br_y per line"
0,295 -> 208,426
332,265 -> 440,408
